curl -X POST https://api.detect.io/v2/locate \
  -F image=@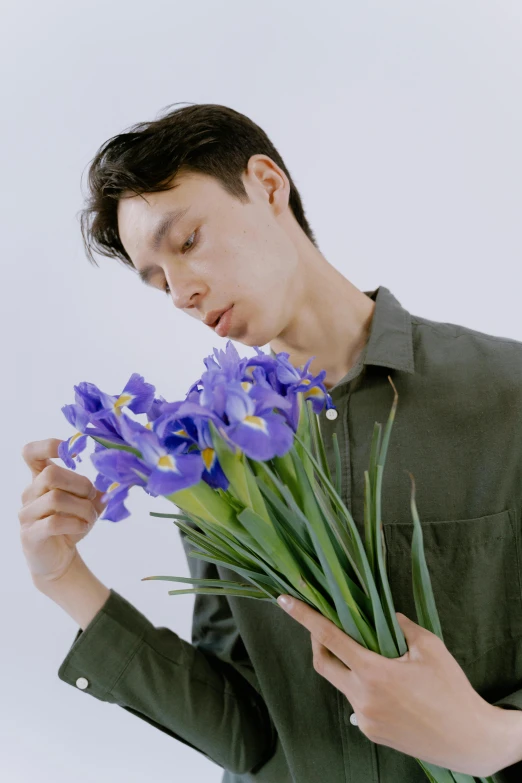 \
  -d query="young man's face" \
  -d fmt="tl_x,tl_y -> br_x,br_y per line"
117,159 -> 301,347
